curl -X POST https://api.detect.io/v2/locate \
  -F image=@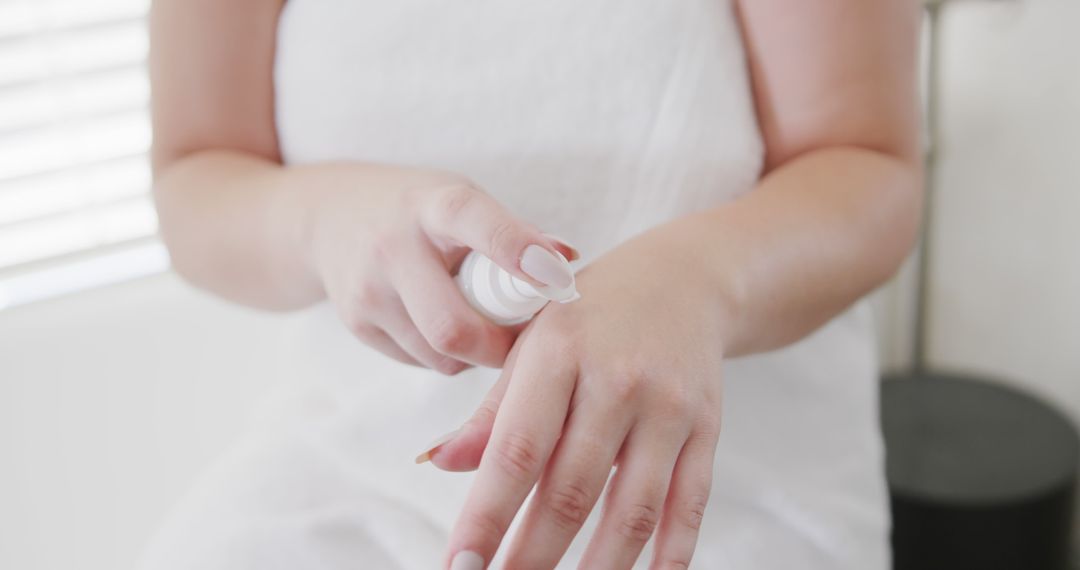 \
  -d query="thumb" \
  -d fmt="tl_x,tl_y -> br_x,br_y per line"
419,184 -> 574,290
414,348 -> 515,472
